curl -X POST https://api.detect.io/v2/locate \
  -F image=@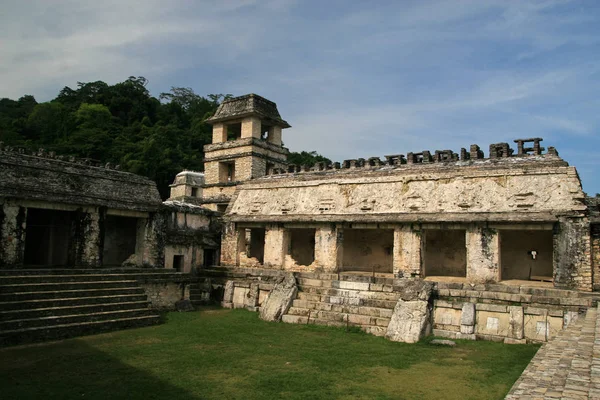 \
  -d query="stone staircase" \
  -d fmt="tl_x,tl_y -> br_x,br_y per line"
505,304 -> 600,399
0,269 -> 176,346
281,273 -> 399,336
189,277 -> 214,307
